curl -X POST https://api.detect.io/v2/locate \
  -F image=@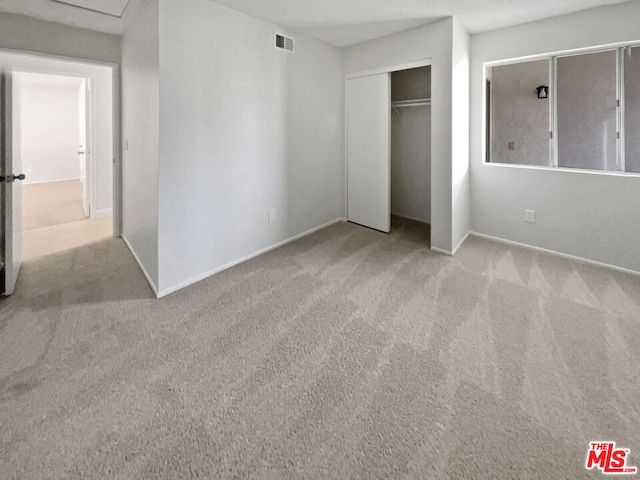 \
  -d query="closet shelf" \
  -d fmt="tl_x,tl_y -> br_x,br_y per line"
391,98 -> 431,108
